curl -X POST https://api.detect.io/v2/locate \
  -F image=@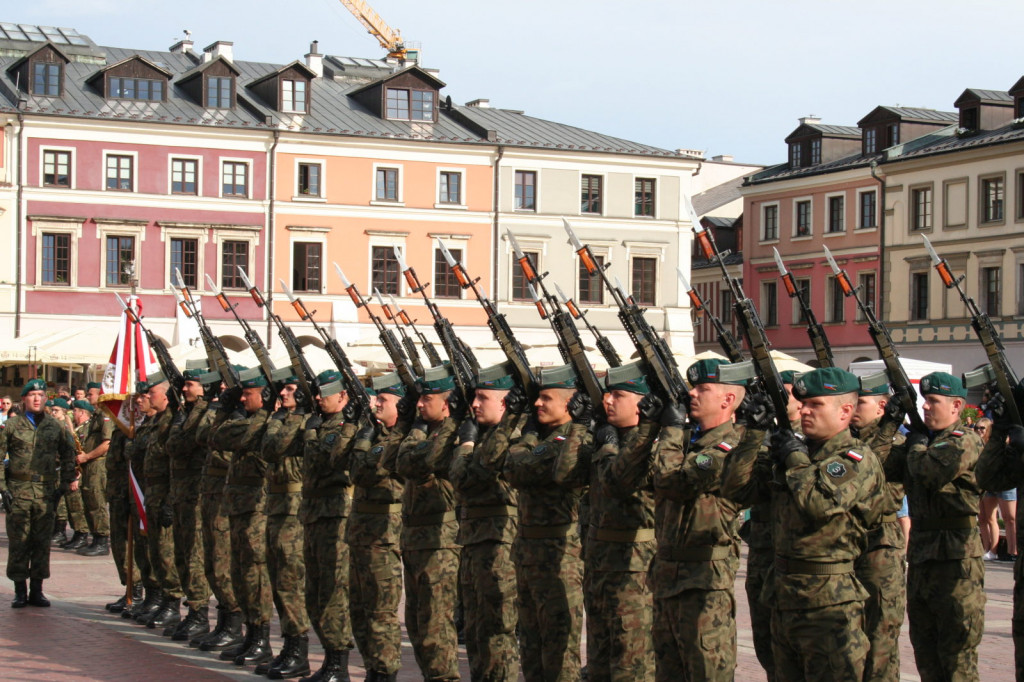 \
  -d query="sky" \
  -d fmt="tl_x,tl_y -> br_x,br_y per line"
11,0 -> 1024,164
